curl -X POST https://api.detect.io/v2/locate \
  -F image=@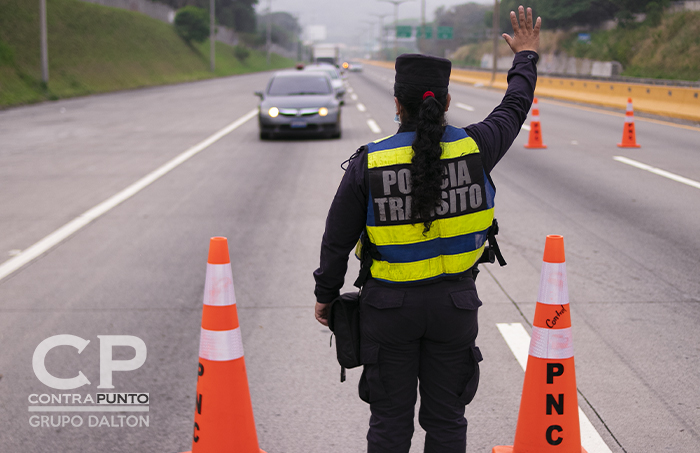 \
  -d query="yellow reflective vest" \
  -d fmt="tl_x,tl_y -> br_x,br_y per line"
356,125 -> 495,283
